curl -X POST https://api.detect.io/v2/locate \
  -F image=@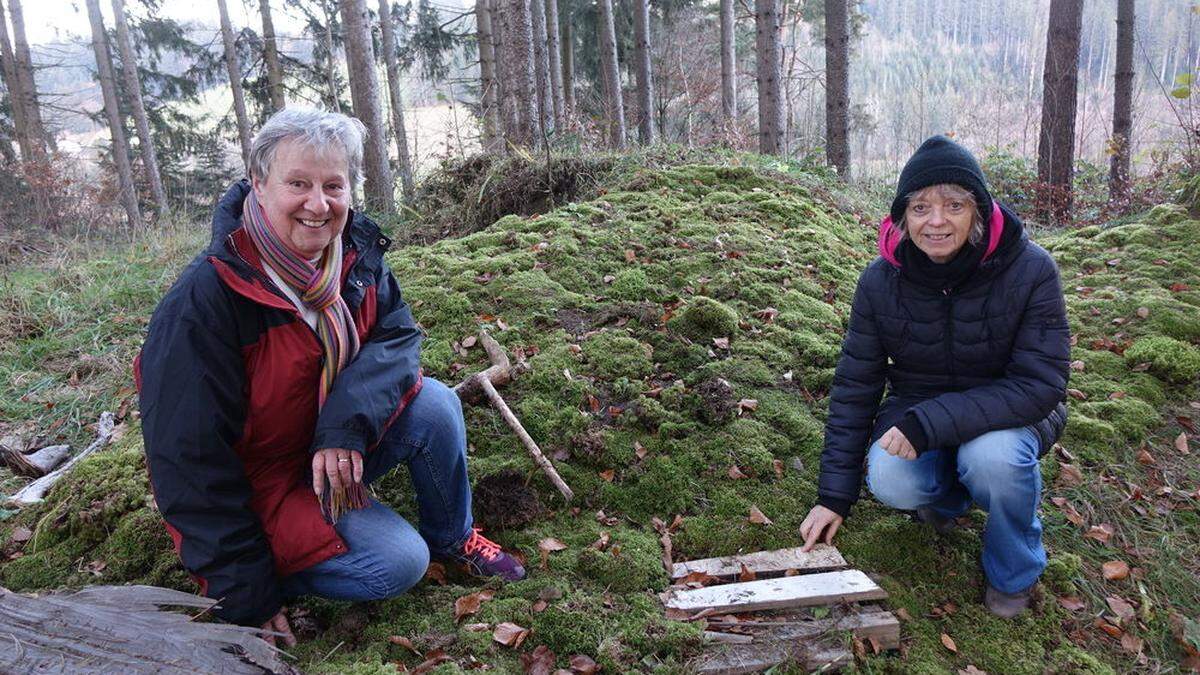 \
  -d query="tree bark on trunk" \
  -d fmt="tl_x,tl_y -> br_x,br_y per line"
378,0 -> 414,201
217,0 -> 254,173
7,0 -> 49,155
475,0 -> 501,151
0,0 -> 32,161
1036,0 -> 1083,225
720,0 -> 736,126
824,0 -> 849,178
529,0 -> 551,135
632,0 -> 653,145
544,0 -> 564,127
84,0 -> 142,229
339,0 -> 394,213
111,0 -> 168,220
260,0 -> 286,112
322,5 -> 342,113
561,17 -> 575,117
755,0 -> 783,155
596,0 -> 626,149
1109,0 -> 1134,205
498,0 -> 539,148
